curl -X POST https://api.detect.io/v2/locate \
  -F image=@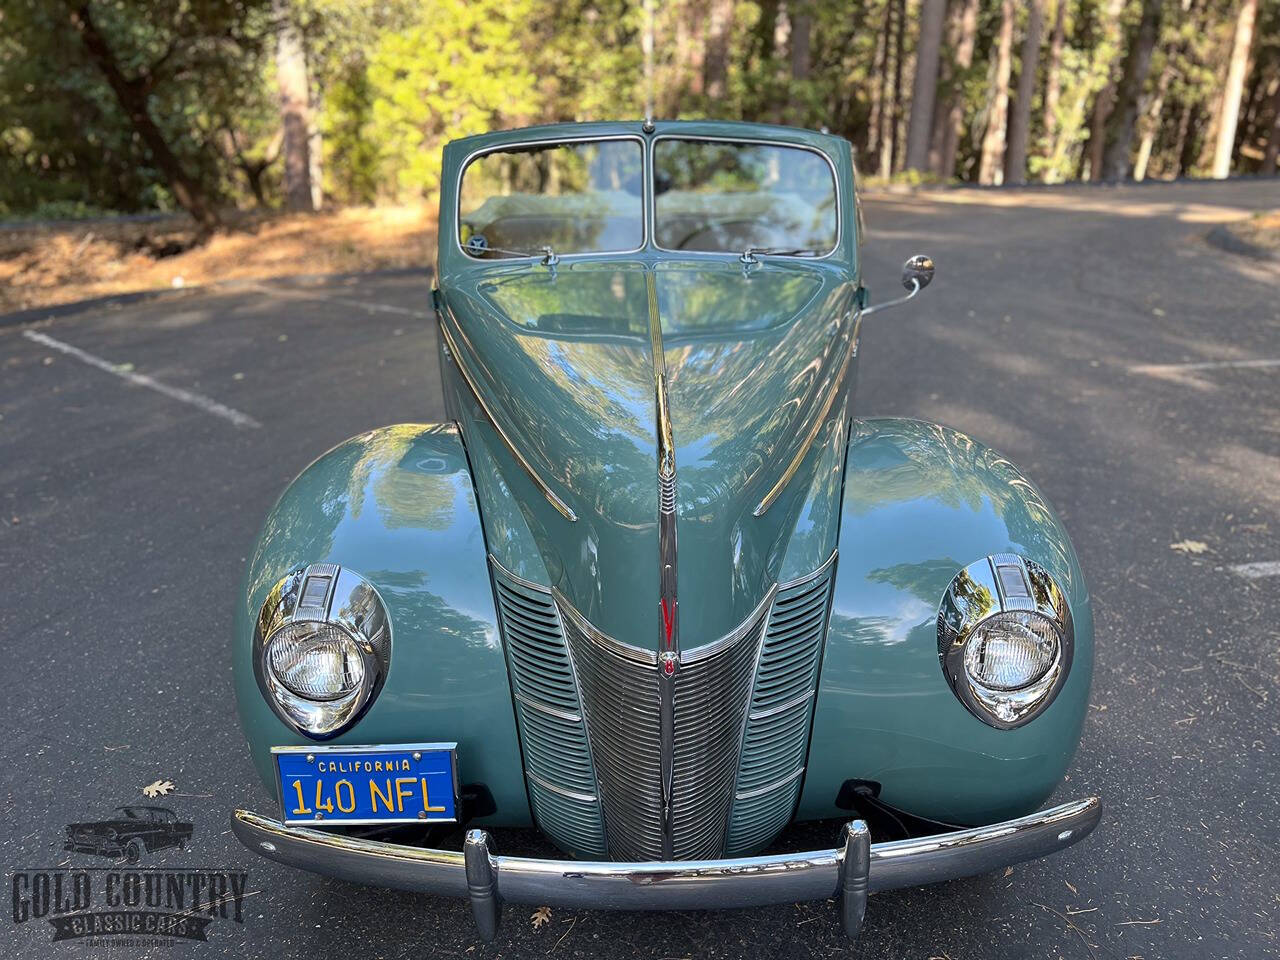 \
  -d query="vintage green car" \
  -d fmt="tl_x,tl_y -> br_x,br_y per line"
231,120 -> 1098,943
